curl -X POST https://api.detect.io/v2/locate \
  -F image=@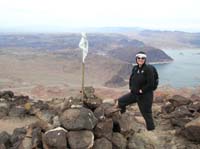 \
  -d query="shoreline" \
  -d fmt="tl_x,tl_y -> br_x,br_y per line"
149,60 -> 173,65
132,60 -> 173,66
